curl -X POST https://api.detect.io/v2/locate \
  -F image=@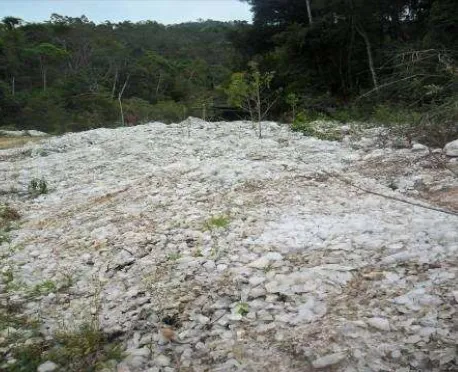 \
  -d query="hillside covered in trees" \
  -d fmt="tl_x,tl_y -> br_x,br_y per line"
0,0 -> 457,144
0,15 -> 242,132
